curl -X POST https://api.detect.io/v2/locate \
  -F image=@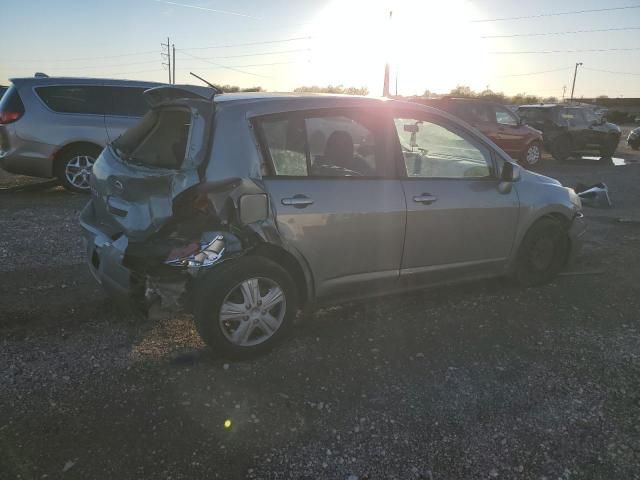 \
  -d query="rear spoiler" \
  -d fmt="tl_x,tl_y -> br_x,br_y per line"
143,84 -> 219,107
